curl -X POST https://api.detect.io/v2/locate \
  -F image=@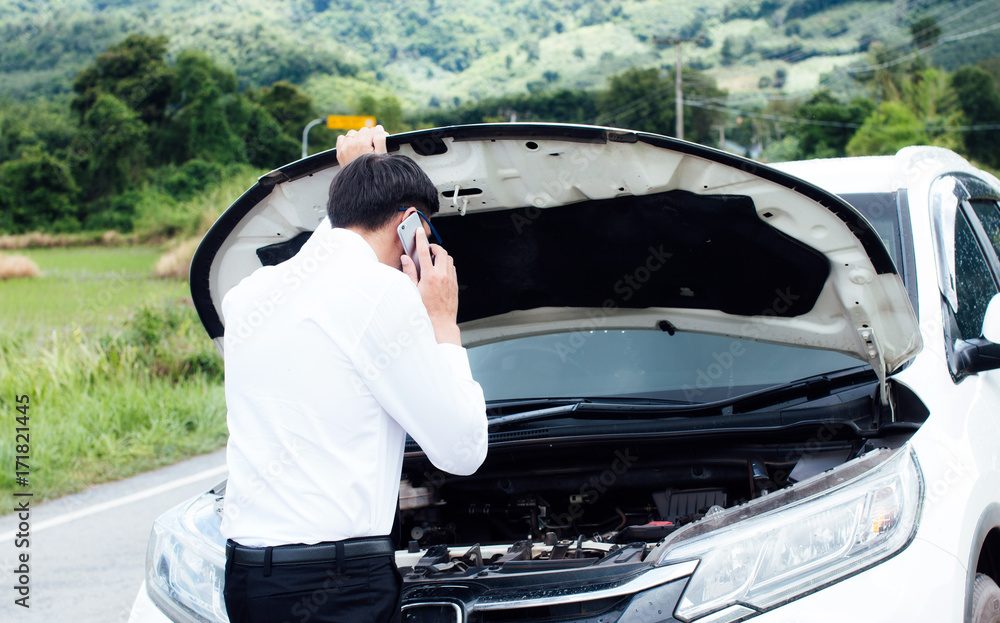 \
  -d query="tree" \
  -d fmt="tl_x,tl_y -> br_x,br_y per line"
254,81 -> 317,138
901,67 -> 963,151
720,37 -> 736,66
853,42 -> 906,101
794,91 -> 874,159
161,50 -> 246,165
531,89 -> 599,123
249,81 -> 321,164
417,89 -> 598,127
597,67 -> 727,145
910,16 -> 942,50
227,96 -> 301,168
846,101 -> 930,157
356,94 -> 407,134
774,68 -> 787,89
980,58 -> 1000,89
598,68 -> 673,134
0,99 -> 77,164
676,69 -> 729,145
951,66 -> 1000,167
74,93 -> 149,200
71,34 -> 174,129
0,148 -> 80,233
